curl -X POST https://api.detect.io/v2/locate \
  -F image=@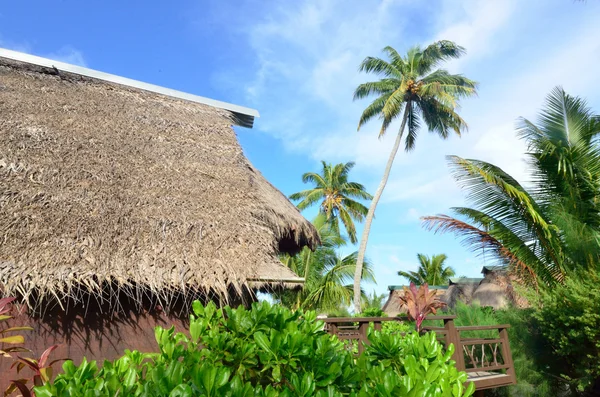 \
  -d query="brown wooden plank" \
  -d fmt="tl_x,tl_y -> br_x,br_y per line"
456,325 -> 511,331
466,364 -> 510,373
471,374 -> 514,390
322,315 -> 456,323
461,338 -> 503,345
